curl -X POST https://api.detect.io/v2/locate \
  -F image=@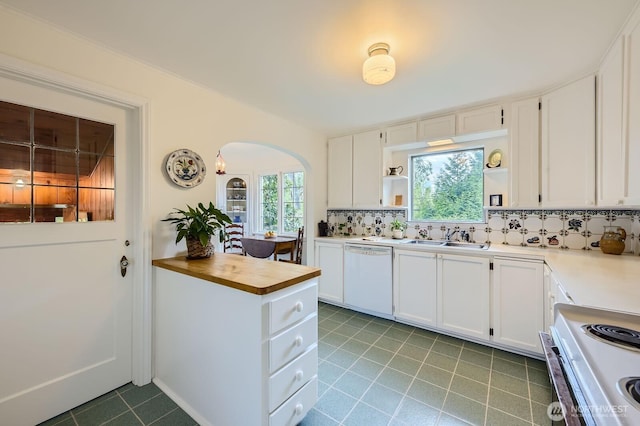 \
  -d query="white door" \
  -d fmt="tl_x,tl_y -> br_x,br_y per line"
0,75 -> 134,425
